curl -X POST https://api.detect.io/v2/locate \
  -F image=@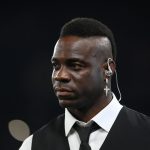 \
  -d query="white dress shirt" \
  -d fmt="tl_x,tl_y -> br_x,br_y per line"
19,93 -> 123,150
